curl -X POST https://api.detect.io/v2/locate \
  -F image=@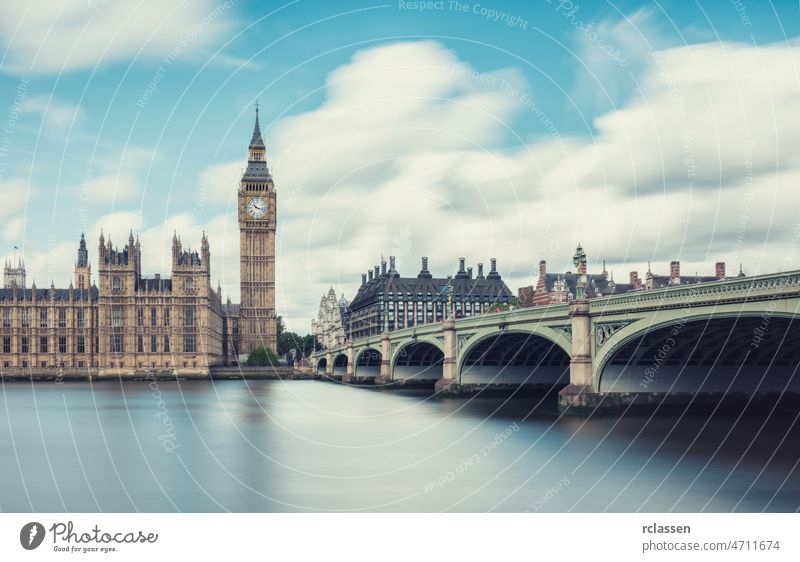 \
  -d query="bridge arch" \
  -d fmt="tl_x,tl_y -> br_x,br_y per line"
354,347 -> 382,379
458,328 -> 571,386
392,339 -> 444,381
316,357 -> 327,377
596,313 -> 800,393
332,353 -> 348,379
